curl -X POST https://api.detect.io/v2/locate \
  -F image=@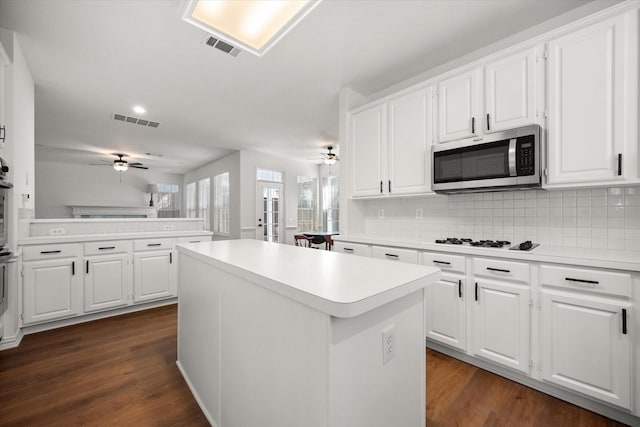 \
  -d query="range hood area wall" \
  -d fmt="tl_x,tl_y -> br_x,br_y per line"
360,186 -> 640,251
